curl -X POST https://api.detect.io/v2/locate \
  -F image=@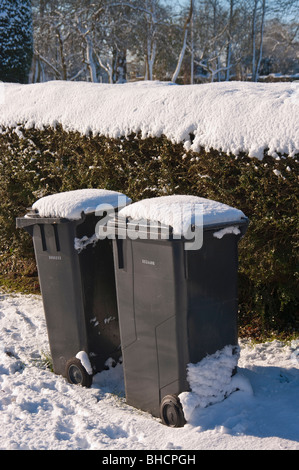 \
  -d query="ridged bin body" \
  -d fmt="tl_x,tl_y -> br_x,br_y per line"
110,218 -> 248,418
17,213 -> 121,378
